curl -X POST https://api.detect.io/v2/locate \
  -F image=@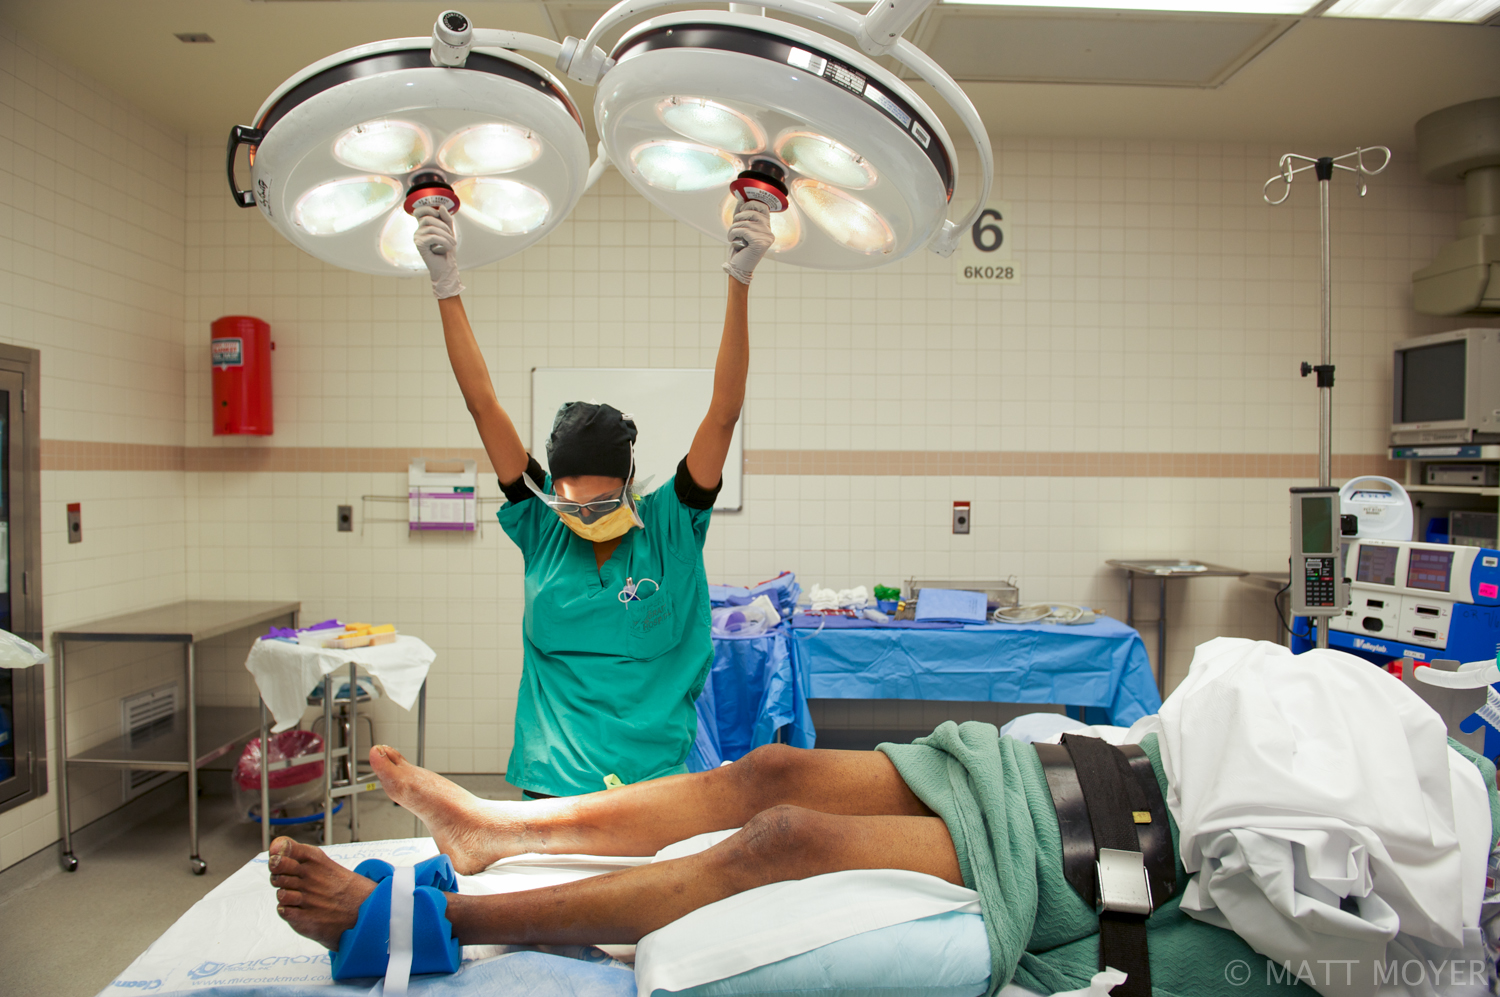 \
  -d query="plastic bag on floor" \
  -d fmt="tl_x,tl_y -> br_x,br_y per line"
232,729 -> 325,822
